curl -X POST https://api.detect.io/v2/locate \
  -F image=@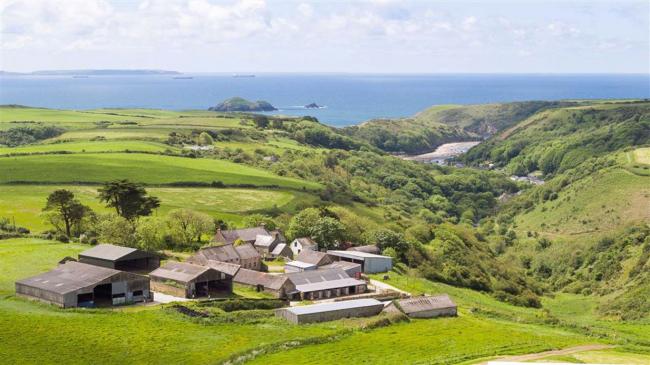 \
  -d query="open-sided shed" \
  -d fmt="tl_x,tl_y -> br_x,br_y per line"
149,261 -> 234,298
15,261 -> 151,308
327,250 -> 392,273
78,244 -> 160,272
